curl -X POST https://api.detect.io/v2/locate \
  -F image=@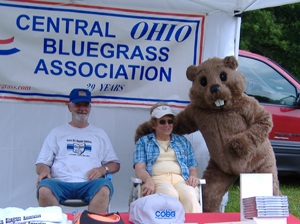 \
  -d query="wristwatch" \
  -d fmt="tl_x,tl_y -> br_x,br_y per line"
104,166 -> 109,174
